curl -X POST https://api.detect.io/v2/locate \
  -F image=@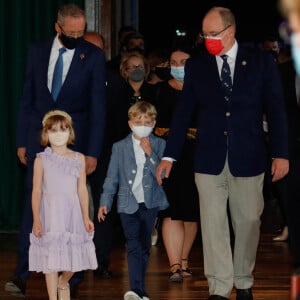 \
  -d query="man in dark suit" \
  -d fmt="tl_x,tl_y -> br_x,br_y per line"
156,6 -> 289,300
5,4 -> 106,298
